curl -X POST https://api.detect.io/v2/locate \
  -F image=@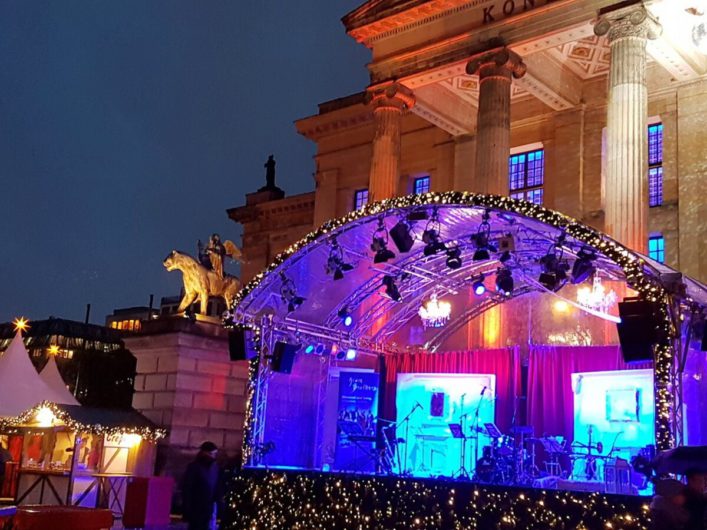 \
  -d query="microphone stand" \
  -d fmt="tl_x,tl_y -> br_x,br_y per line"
455,394 -> 470,479
471,392 -> 485,477
399,403 -> 419,476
